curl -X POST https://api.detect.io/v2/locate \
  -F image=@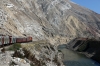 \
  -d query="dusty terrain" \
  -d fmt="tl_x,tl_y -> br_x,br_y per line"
0,0 -> 100,44
0,41 -> 64,66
